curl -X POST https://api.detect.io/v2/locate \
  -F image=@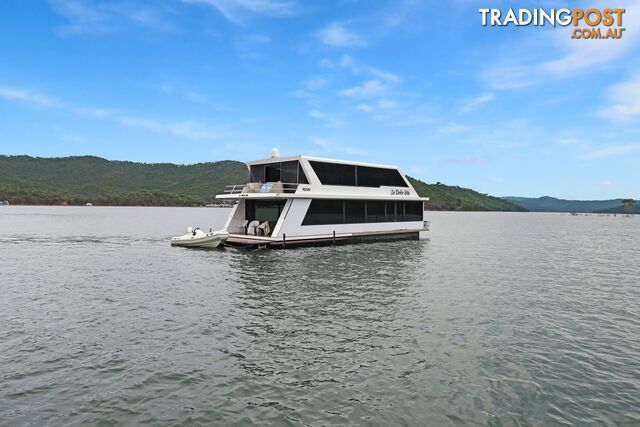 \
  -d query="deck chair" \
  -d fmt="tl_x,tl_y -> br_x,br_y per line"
247,220 -> 260,236
257,221 -> 271,236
